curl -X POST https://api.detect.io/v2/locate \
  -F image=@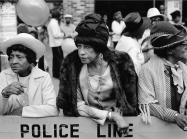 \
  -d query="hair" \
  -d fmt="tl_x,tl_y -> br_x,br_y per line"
113,11 -> 122,20
51,9 -> 61,20
29,30 -> 38,39
7,44 -> 37,66
74,36 -> 109,54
